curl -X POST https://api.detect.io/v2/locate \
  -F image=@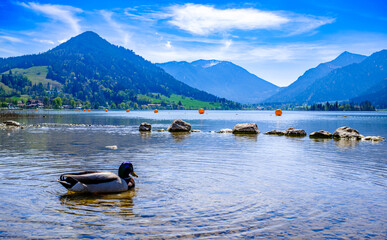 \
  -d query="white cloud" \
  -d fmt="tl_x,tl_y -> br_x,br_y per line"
286,15 -> 335,35
34,39 -> 55,44
100,10 -> 132,47
0,36 -> 23,43
168,4 -> 289,35
166,4 -> 334,36
165,41 -> 172,49
19,2 -> 82,34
